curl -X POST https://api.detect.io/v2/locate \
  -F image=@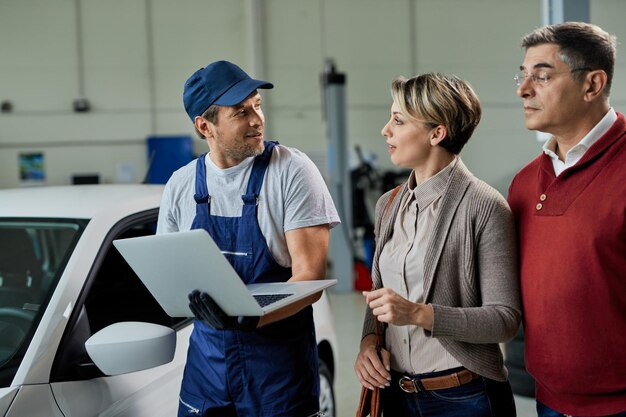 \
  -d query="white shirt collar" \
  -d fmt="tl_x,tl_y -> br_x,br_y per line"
542,108 -> 617,175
